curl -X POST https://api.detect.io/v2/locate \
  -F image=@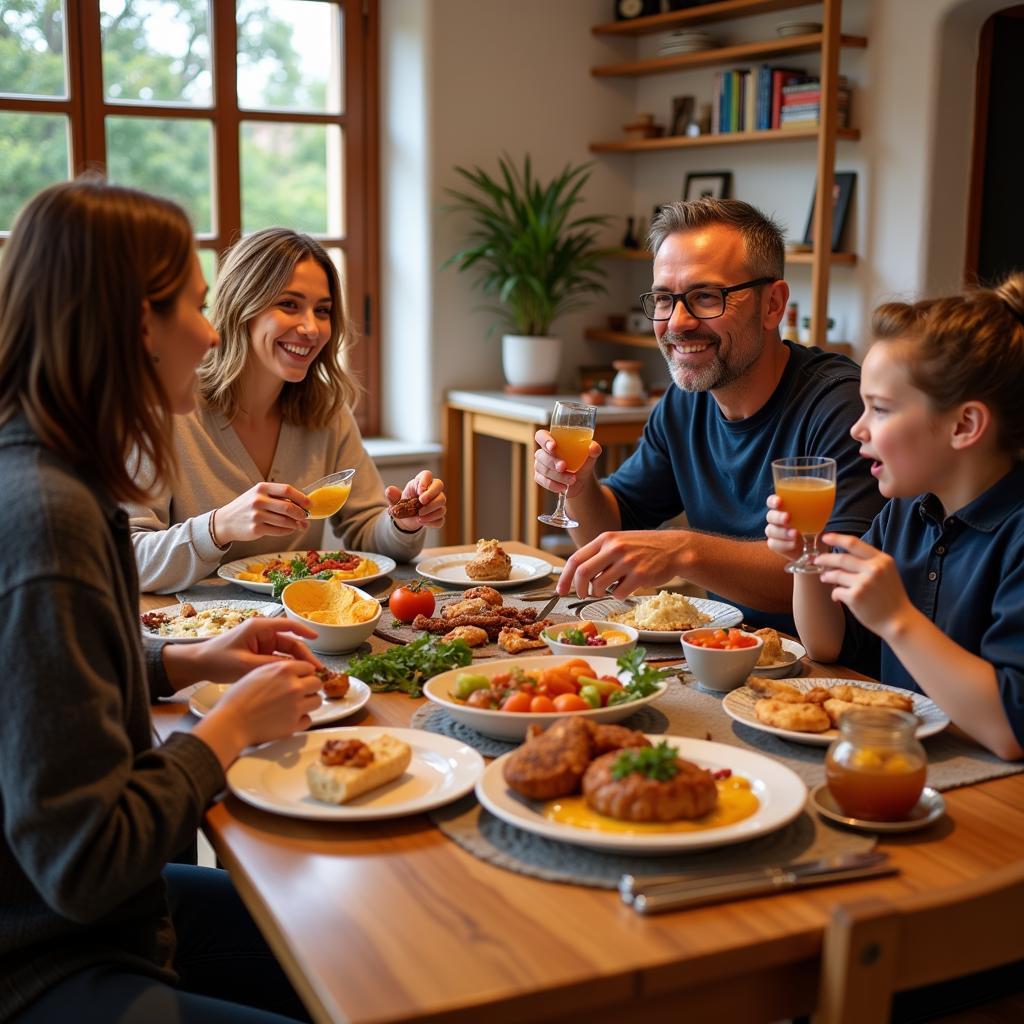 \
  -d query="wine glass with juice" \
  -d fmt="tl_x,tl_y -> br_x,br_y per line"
771,456 -> 837,573
537,401 -> 597,530
301,468 -> 356,520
